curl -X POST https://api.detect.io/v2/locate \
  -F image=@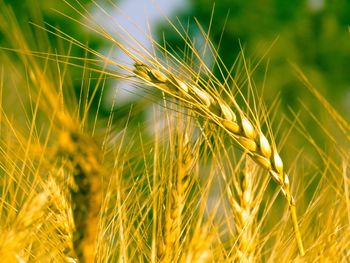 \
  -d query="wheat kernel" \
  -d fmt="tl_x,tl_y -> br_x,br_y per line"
259,133 -> 271,158
173,78 -> 189,93
238,137 -> 257,152
254,155 -> 271,170
134,69 -> 151,81
219,103 -> 235,121
284,174 -> 290,187
190,84 -> 213,107
243,190 -> 251,206
241,210 -> 250,224
241,117 -> 256,139
272,150 -> 284,174
150,69 -> 168,83
222,119 -> 240,134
